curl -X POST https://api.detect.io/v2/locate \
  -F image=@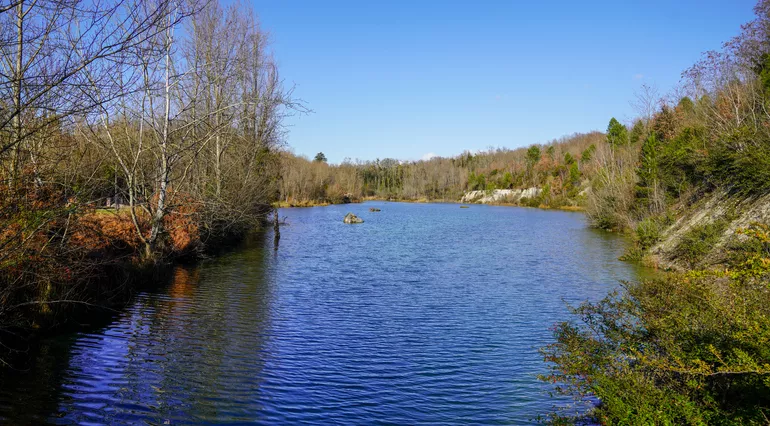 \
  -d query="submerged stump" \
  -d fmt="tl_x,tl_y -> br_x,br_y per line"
273,208 -> 281,249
